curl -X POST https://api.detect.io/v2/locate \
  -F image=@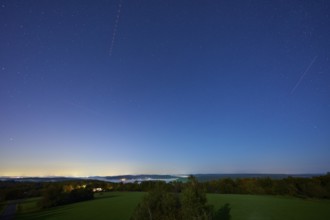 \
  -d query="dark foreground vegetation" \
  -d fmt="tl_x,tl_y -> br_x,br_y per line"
1,173 -> 329,210
40,185 -> 94,208
0,180 -> 97,207
204,173 -> 330,199
131,176 -> 230,220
